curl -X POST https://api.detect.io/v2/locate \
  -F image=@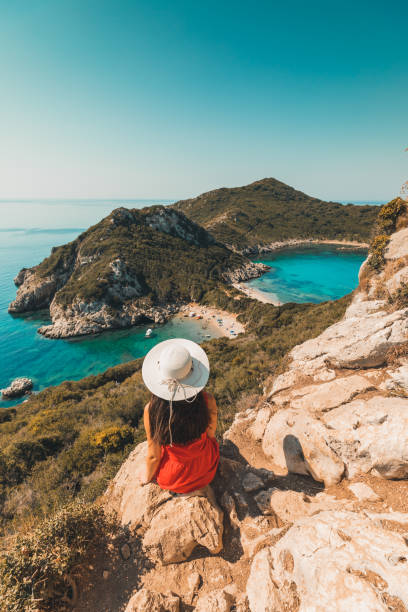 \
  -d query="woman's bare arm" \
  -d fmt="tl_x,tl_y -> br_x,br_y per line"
143,402 -> 162,482
204,392 -> 218,438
